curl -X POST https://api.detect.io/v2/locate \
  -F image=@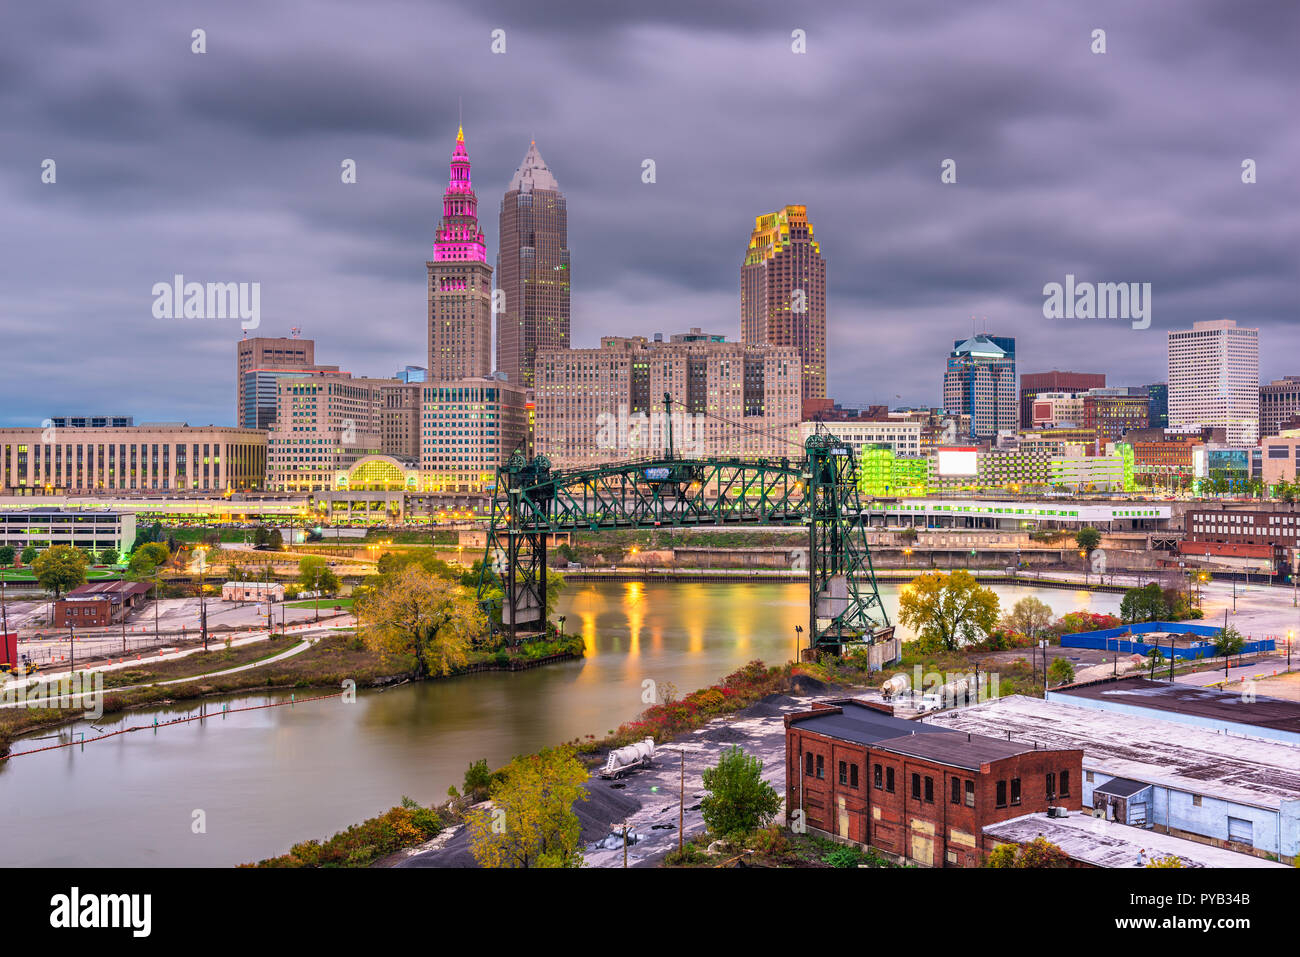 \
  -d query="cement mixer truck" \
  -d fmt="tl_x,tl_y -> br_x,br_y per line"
600,737 -> 656,779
